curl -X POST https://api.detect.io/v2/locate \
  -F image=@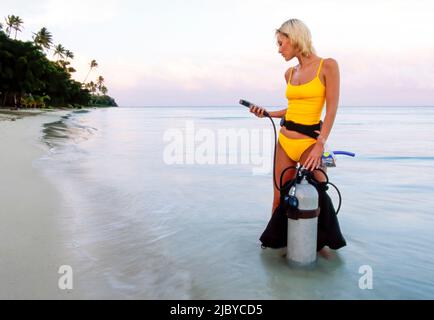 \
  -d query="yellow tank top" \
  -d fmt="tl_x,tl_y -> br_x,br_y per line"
285,59 -> 326,125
